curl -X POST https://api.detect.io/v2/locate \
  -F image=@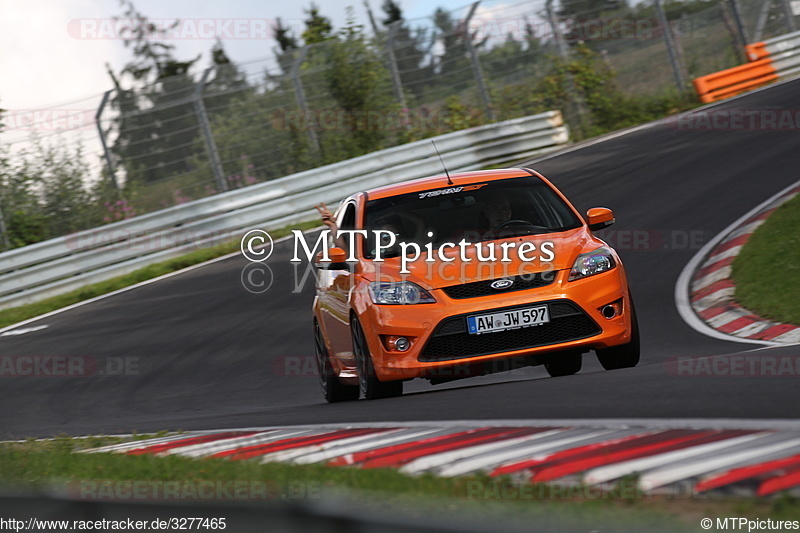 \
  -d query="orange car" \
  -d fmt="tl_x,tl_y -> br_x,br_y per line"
312,168 -> 639,401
